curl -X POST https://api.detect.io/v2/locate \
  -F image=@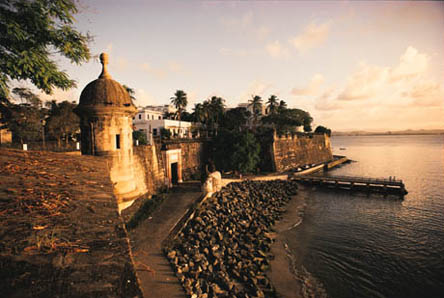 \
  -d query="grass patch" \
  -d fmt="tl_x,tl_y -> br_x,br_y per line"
126,193 -> 167,230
